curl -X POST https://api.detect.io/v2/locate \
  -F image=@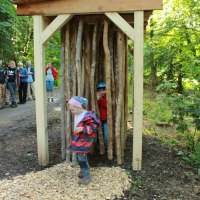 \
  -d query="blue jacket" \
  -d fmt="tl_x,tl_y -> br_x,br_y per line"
19,67 -> 28,82
26,66 -> 35,82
